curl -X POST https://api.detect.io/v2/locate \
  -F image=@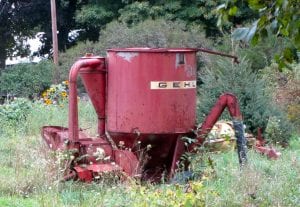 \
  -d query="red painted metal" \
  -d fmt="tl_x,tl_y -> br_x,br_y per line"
114,149 -> 140,176
79,57 -> 107,136
104,48 -> 197,180
189,93 -> 242,151
74,166 -> 93,182
68,55 -> 106,141
41,126 -> 114,155
255,128 -> 281,159
106,48 -> 197,134
41,47 -> 275,183
255,146 -> 281,159
74,163 -> 122,182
